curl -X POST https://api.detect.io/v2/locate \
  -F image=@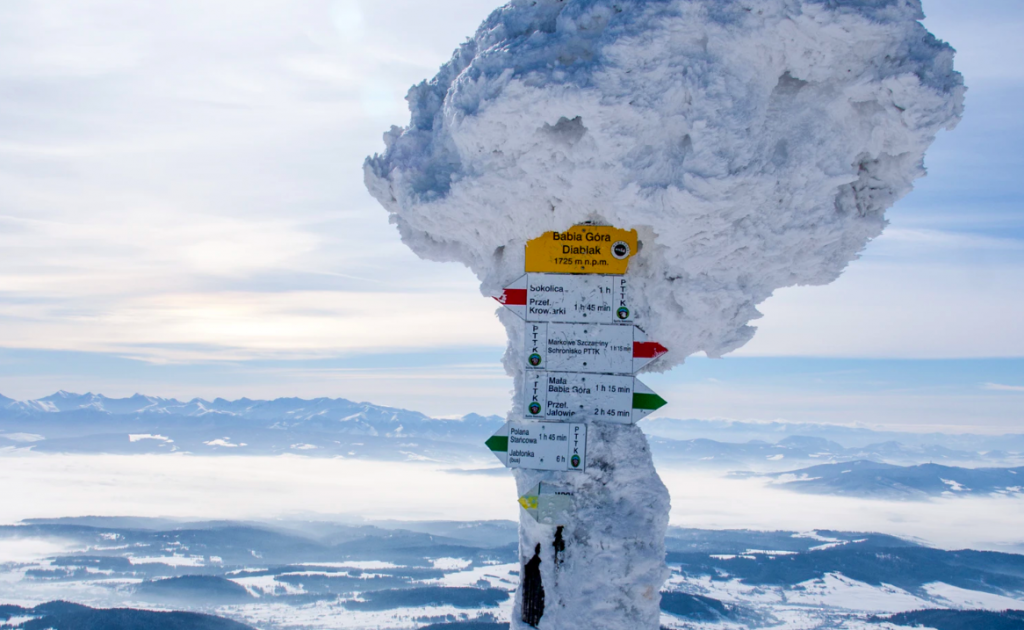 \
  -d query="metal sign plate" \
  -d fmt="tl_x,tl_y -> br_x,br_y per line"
485,422 -> 587,472
495,274 -> 633,324
525,323 -> 668,375
525,225 -> 638,275
519,483 -> 575,525
524,372 -> 667,424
